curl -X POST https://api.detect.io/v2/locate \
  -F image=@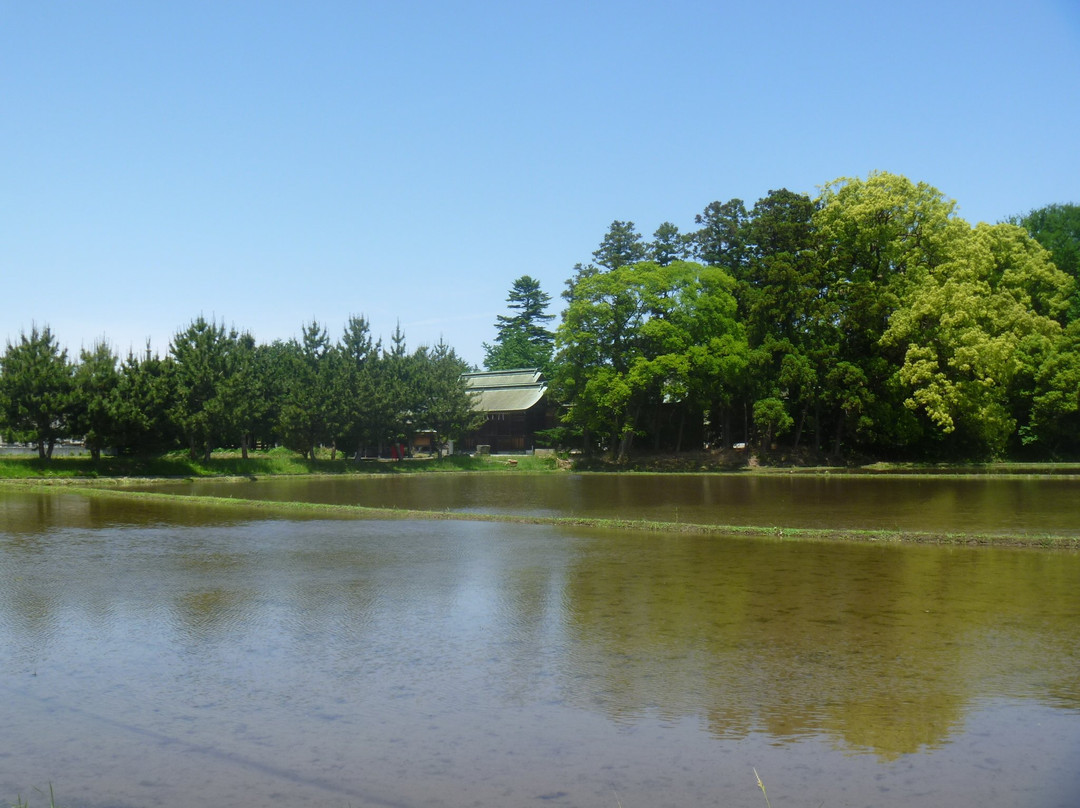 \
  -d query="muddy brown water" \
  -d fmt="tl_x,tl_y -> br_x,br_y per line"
1,476 -> 1079,807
